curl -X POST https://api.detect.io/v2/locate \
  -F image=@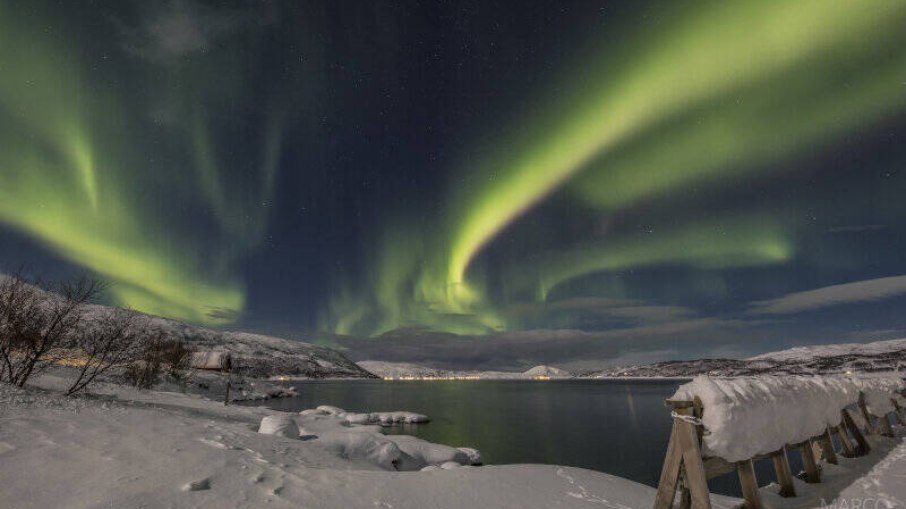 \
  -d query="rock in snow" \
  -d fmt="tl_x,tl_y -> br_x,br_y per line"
256,406 -> 475,472
258,415 -> 301,438
313,405 -> 430,425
